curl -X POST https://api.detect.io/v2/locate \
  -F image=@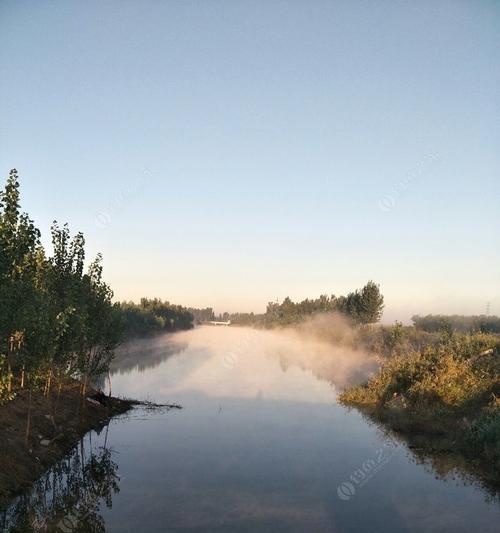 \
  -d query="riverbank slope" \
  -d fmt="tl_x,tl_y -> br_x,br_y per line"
0,381 -> 132,507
